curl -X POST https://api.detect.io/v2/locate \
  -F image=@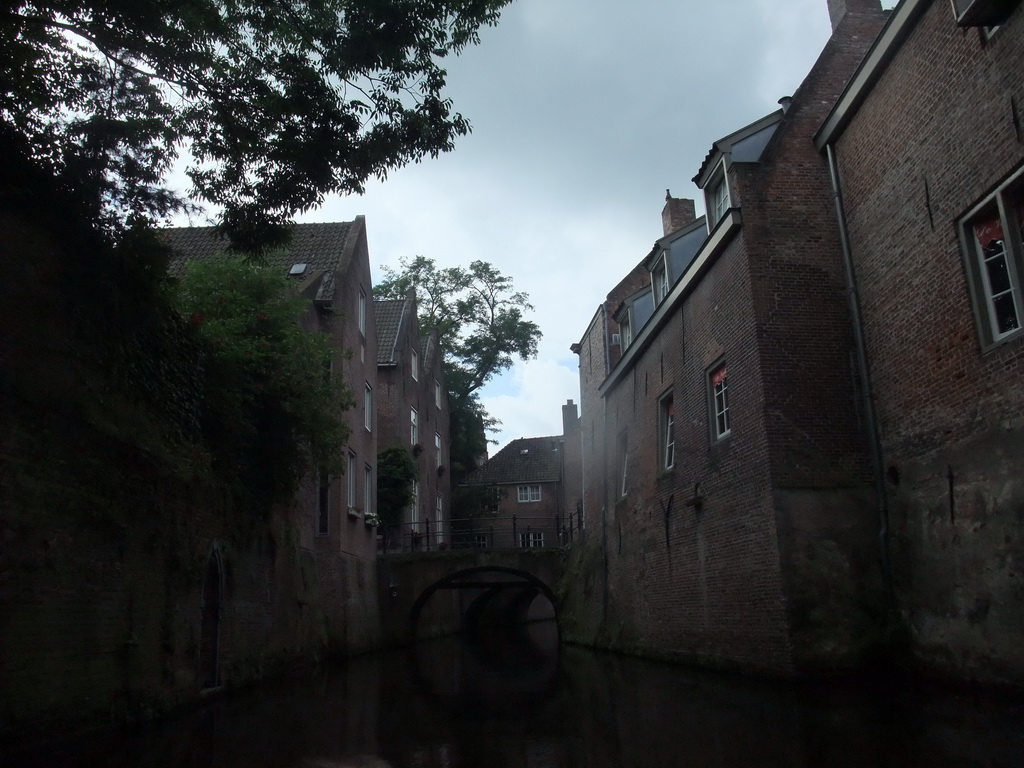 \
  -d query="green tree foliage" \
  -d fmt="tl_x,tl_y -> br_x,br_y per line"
374,256 -> 542,488
2,0 -> 511,248
376,445 -> 418,532
173,258 -> 353,502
